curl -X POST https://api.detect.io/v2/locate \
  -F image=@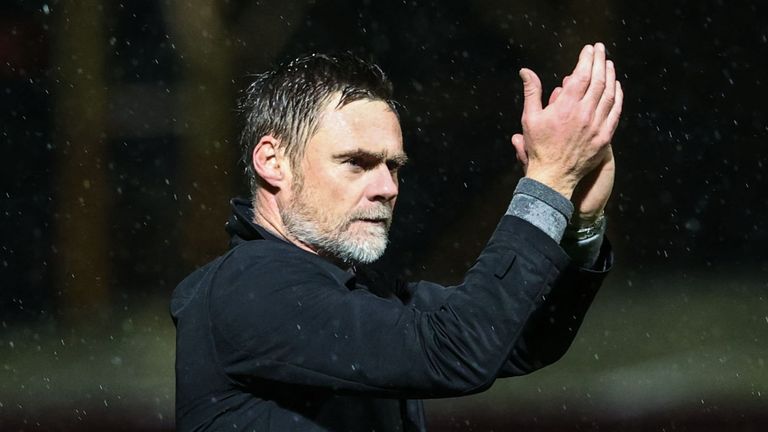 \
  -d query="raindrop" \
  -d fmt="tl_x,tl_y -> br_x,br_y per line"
684,218 -> 701,232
